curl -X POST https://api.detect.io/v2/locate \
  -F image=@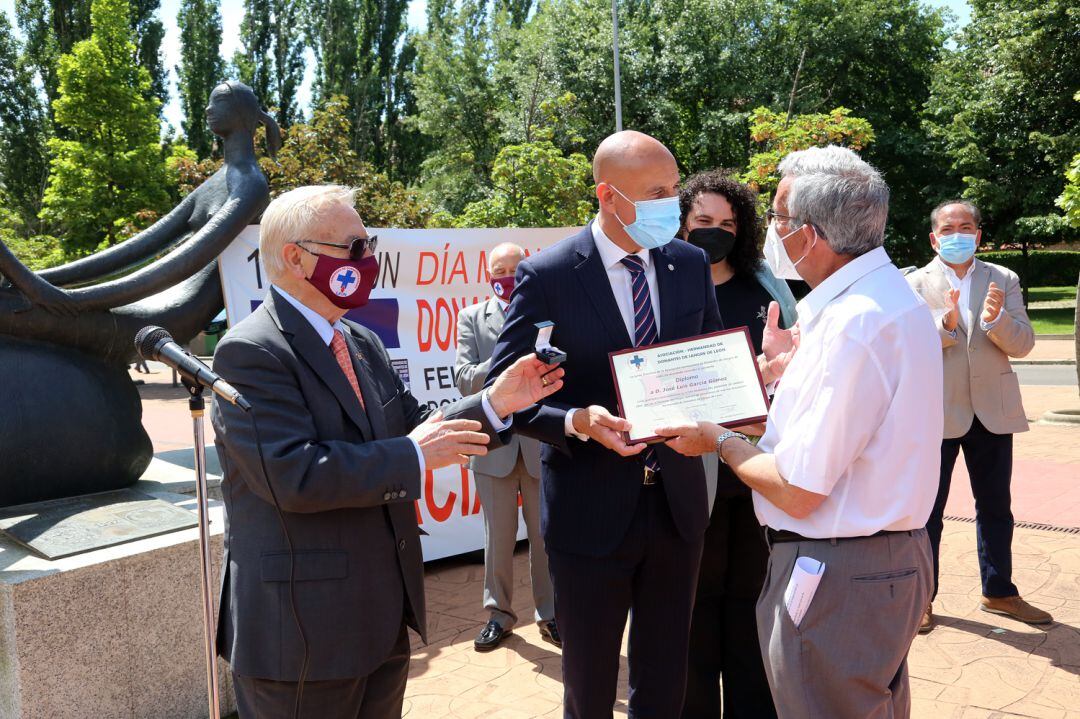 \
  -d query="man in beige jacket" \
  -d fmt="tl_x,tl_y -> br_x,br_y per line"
907,200 -> 1052,633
